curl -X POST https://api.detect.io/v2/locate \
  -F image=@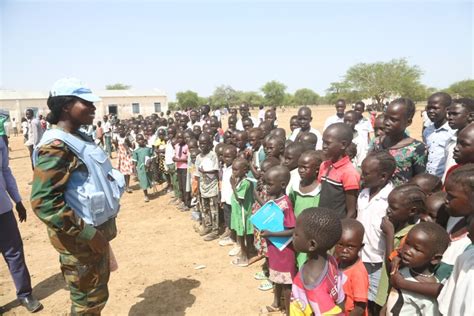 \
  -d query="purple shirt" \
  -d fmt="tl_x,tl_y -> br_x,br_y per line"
0,137 -> 21,214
